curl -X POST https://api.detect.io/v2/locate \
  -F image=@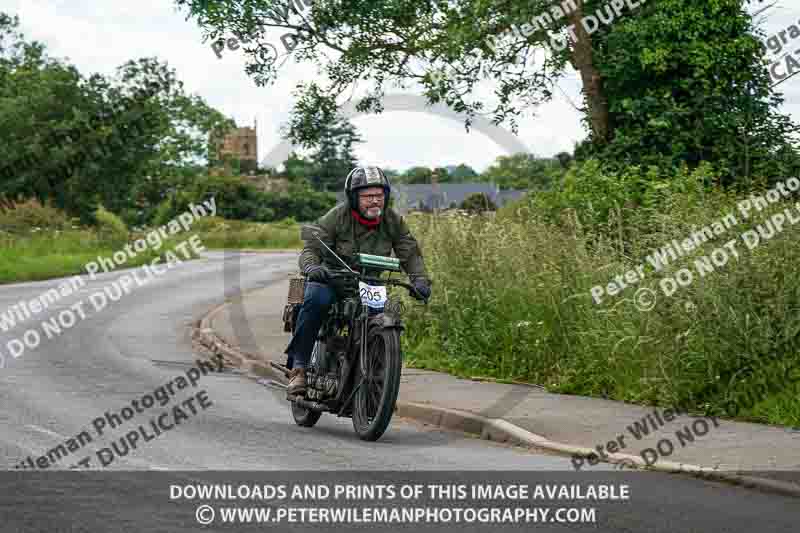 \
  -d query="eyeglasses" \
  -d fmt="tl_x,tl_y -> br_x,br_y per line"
359,193 -> 385,203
